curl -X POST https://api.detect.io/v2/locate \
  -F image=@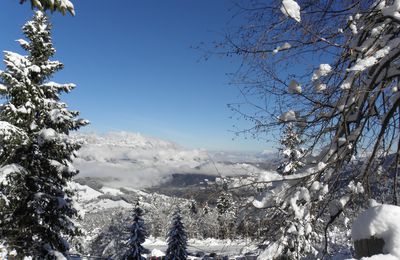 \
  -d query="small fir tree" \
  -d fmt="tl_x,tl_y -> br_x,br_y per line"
216,191 -> 236,239
165,209 -> 188,260
188,199 -> 197,215
202,202 -> 210,215
0,11 -> 87,258
124,202 -> 148,260
277,122 -> 305,175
